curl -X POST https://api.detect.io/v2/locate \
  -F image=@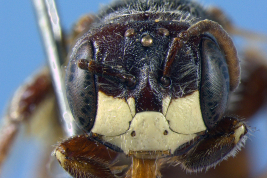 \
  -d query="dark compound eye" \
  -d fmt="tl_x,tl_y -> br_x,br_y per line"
200,38 -> 230,129
65,41 -> 97,132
